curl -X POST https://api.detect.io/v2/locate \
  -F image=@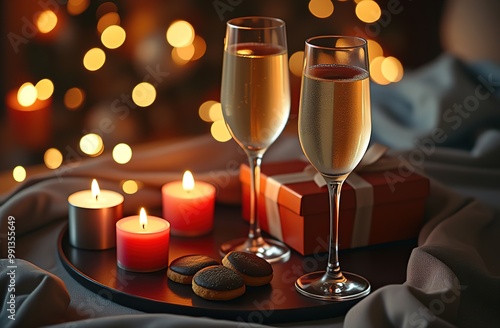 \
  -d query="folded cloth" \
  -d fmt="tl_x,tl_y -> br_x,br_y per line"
0,259 -> 70,328
371,54 -> 500,151
345,182 -> 500,328
44,313 -> 269,328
